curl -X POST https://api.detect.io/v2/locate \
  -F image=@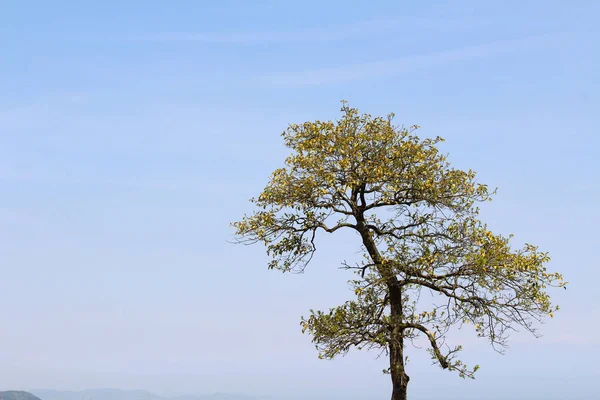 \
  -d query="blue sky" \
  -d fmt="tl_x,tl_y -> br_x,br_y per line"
1,1 -> 598,399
